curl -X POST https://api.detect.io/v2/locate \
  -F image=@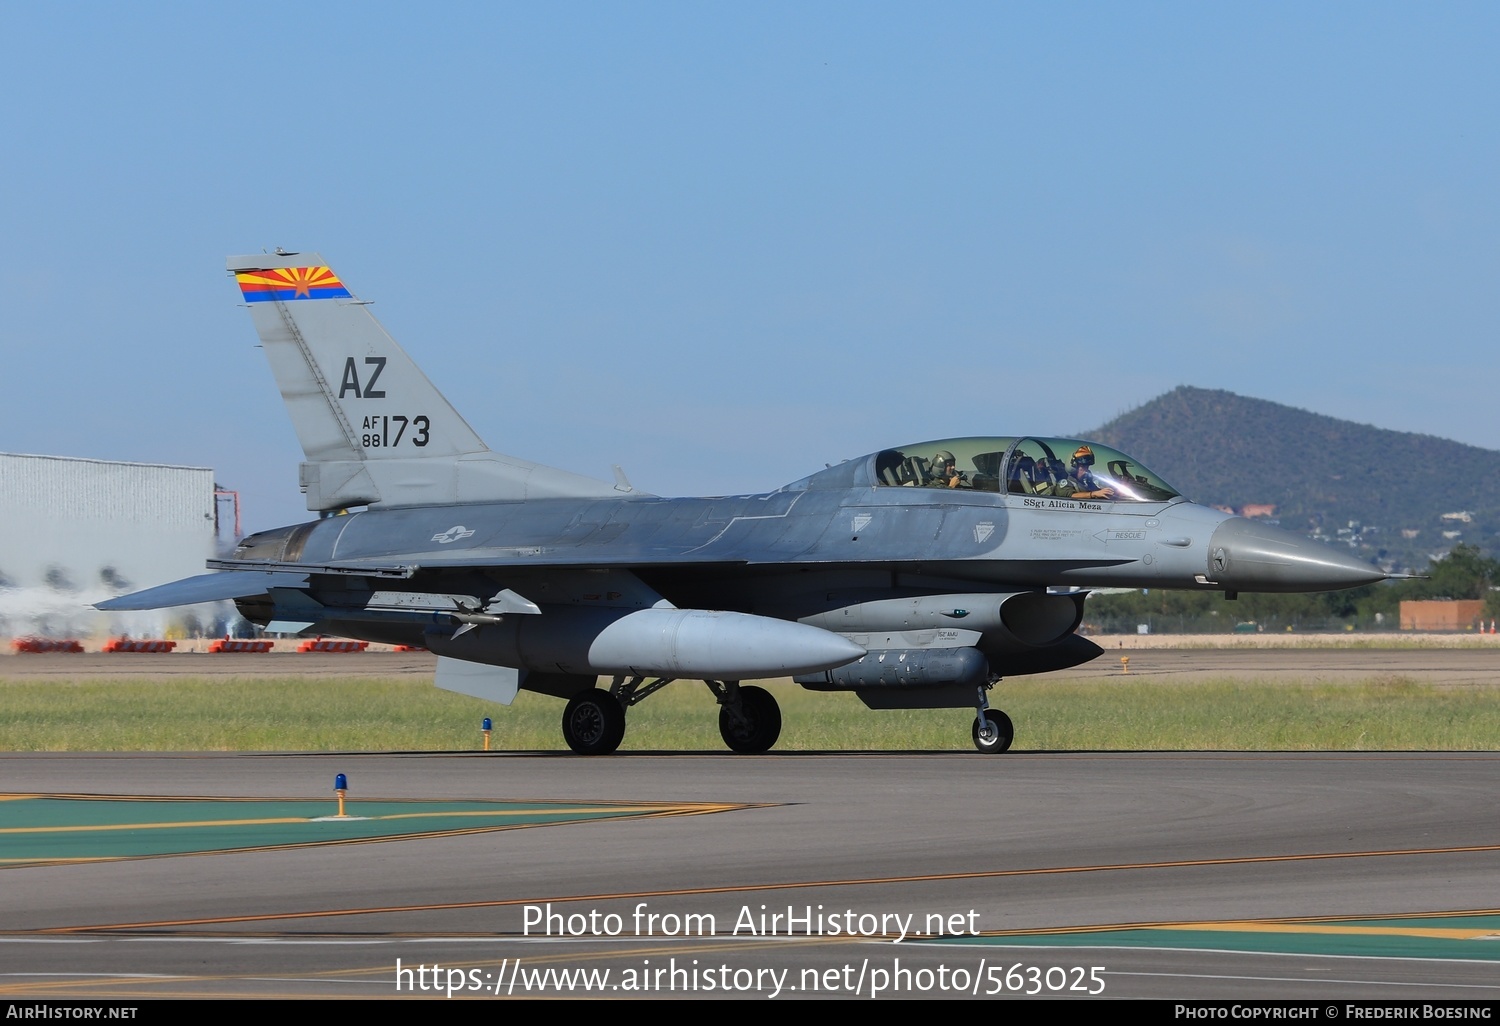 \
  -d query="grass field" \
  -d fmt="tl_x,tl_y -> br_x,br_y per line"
2,675 -> 1496,752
